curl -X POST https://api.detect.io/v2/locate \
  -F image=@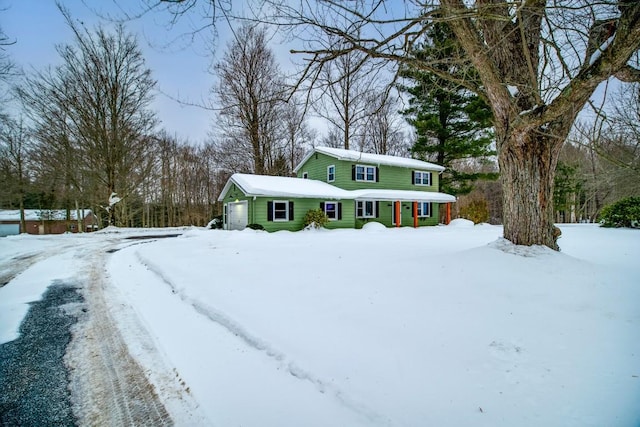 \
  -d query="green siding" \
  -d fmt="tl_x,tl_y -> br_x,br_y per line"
221,184 -> 355,231
297,153 -> 440,192
221,150 -> 449,232
255,198 -> 355,232
355,201 -> 439,229
221,183 -> 256,224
